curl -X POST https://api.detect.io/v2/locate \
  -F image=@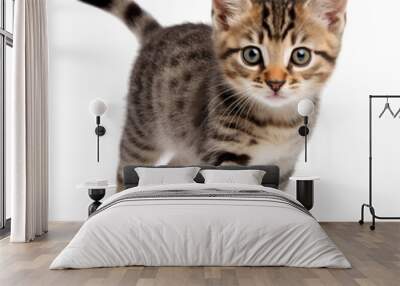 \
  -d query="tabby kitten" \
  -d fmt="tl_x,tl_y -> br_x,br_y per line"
79,0 -> 347,190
